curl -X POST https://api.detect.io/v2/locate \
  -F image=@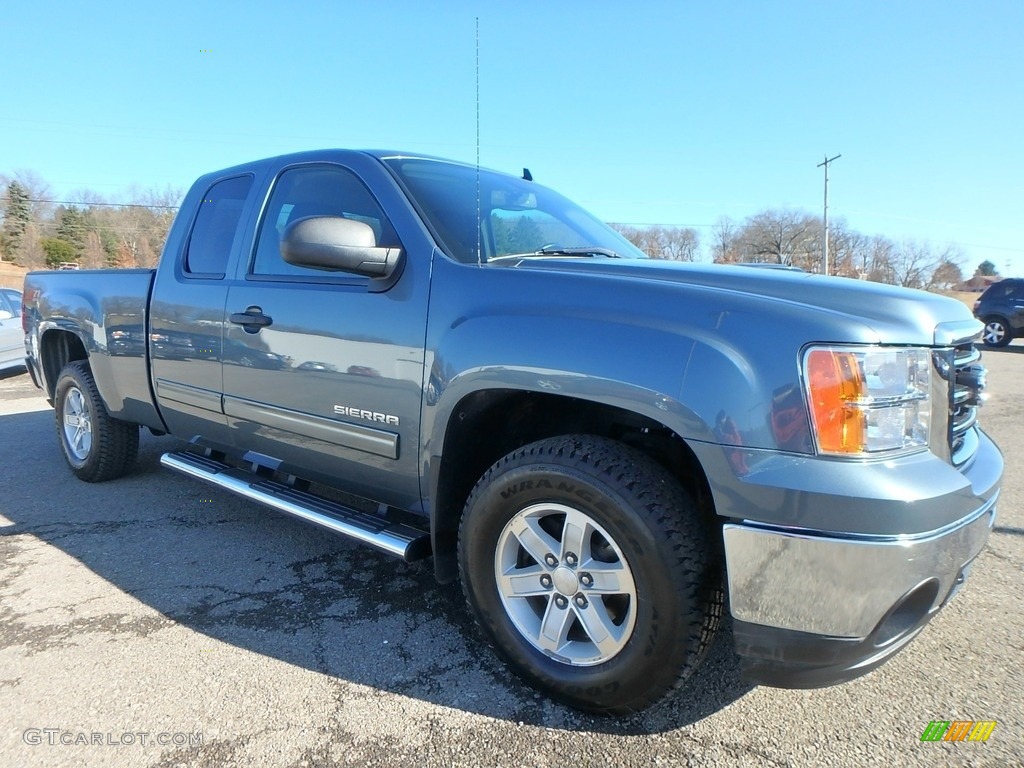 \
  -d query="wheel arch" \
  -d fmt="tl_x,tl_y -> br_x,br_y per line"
428,388 -> 717,583
983,313 -> 1011,325
39,327 -> 90,400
